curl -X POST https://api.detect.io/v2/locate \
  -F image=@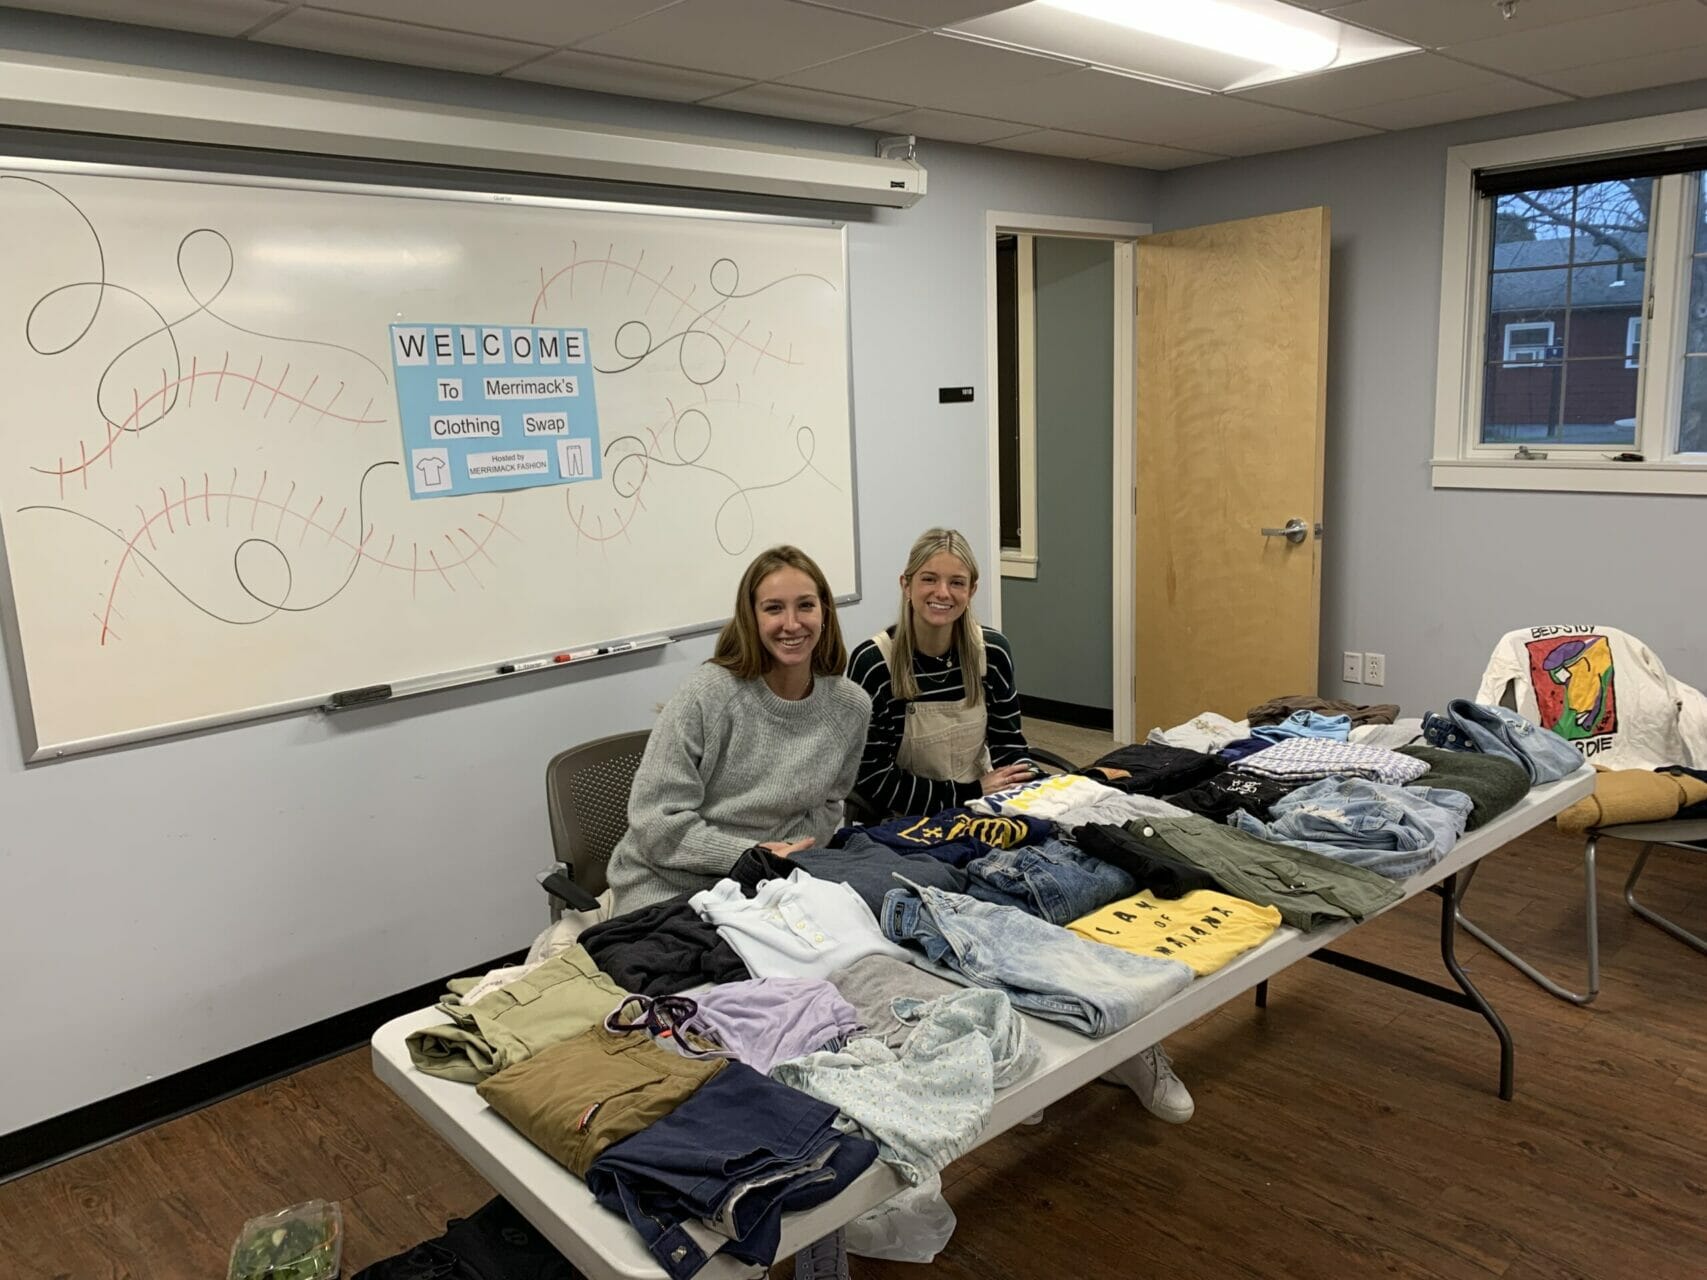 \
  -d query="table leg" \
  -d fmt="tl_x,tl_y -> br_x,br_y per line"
1437,872 -> 1514,1101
